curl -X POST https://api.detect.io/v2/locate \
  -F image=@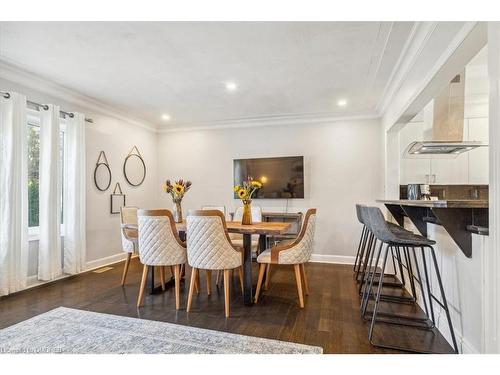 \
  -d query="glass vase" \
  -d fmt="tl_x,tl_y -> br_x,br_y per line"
173,201 -> 183,223
241,200 -> 252,225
